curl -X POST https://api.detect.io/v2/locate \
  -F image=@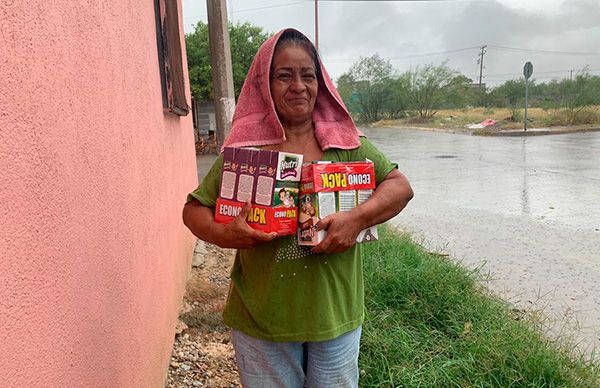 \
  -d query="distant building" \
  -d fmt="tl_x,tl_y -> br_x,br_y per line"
468,82 -> 487,91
